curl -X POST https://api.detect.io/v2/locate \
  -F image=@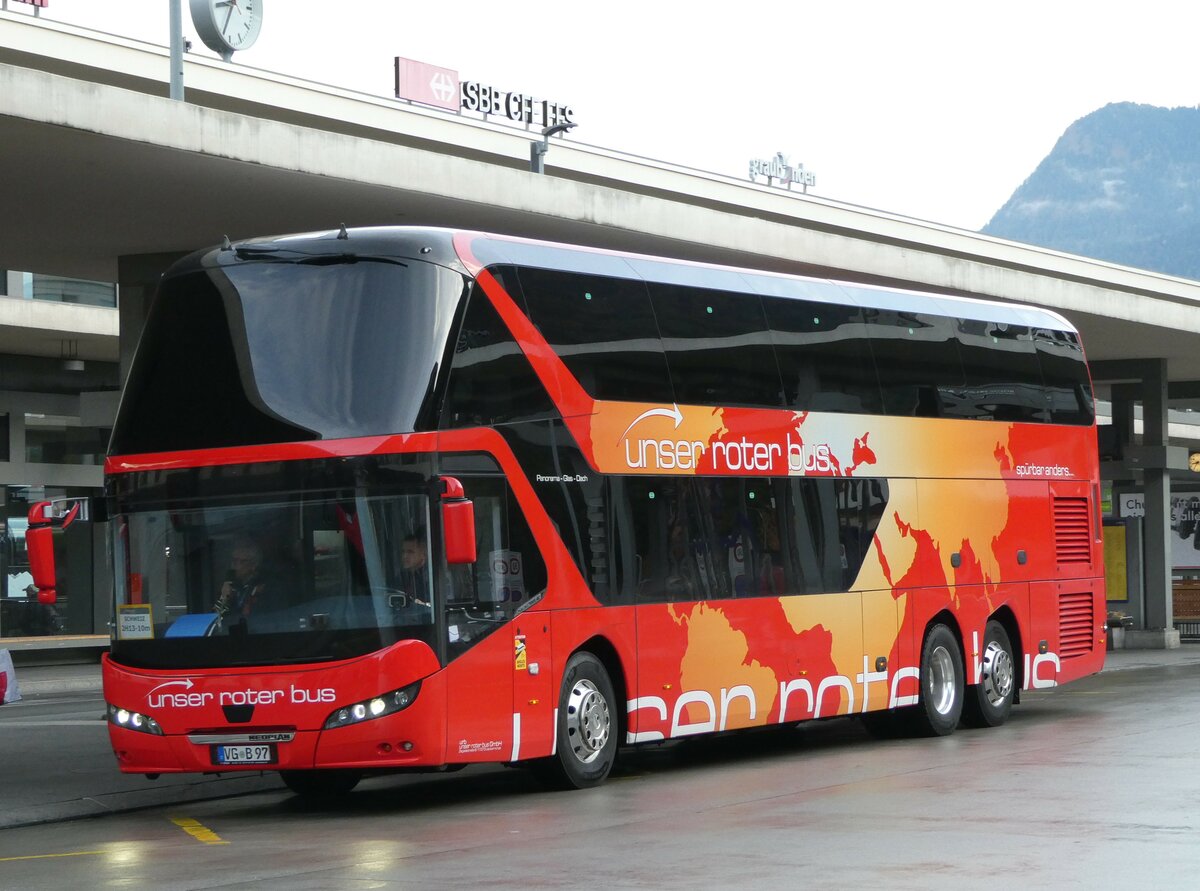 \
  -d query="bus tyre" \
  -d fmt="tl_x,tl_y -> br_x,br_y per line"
962,620 -> 1016,728
914,623 -> 964,737
537,652 -> 618,790
280,769 -> 362,800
